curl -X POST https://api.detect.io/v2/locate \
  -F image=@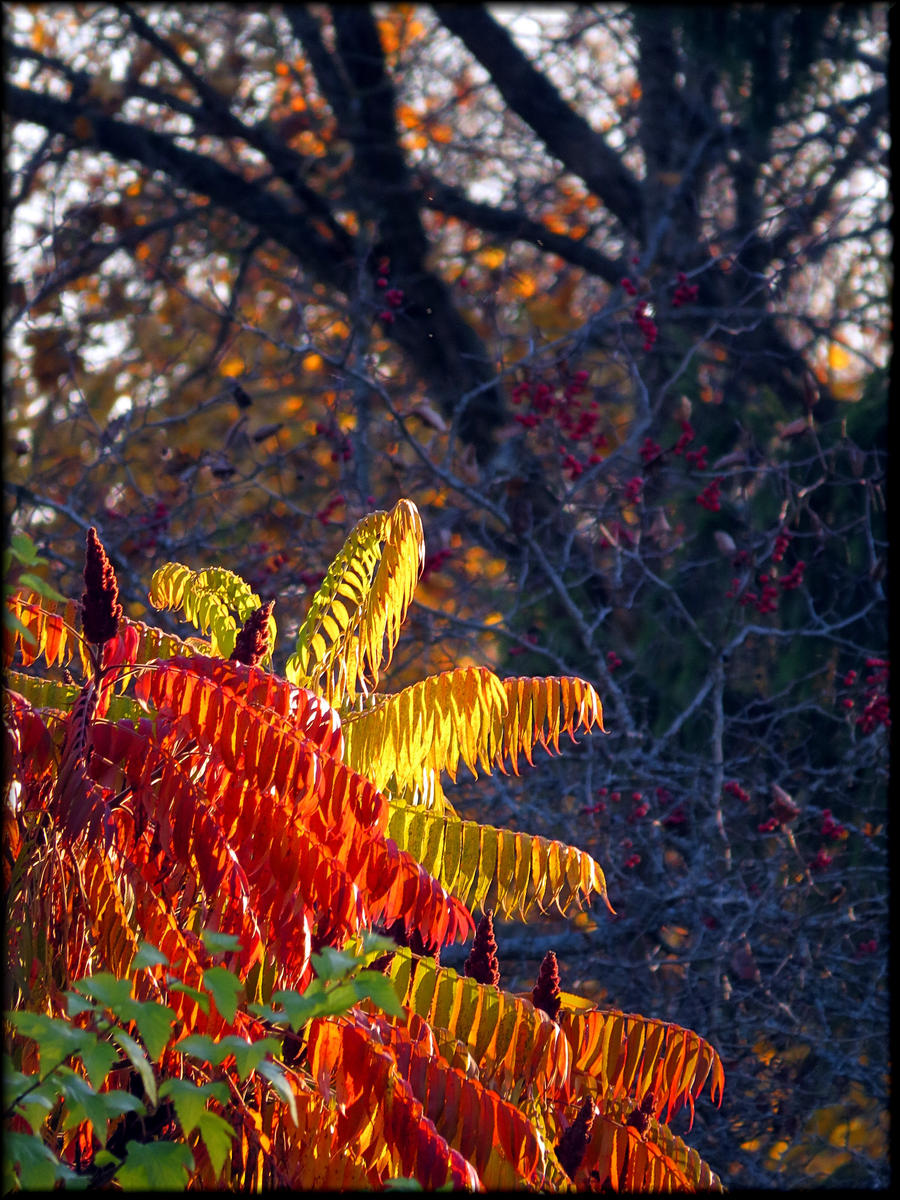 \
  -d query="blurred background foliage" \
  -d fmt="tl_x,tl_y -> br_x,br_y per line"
5,3 -> 889,1186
